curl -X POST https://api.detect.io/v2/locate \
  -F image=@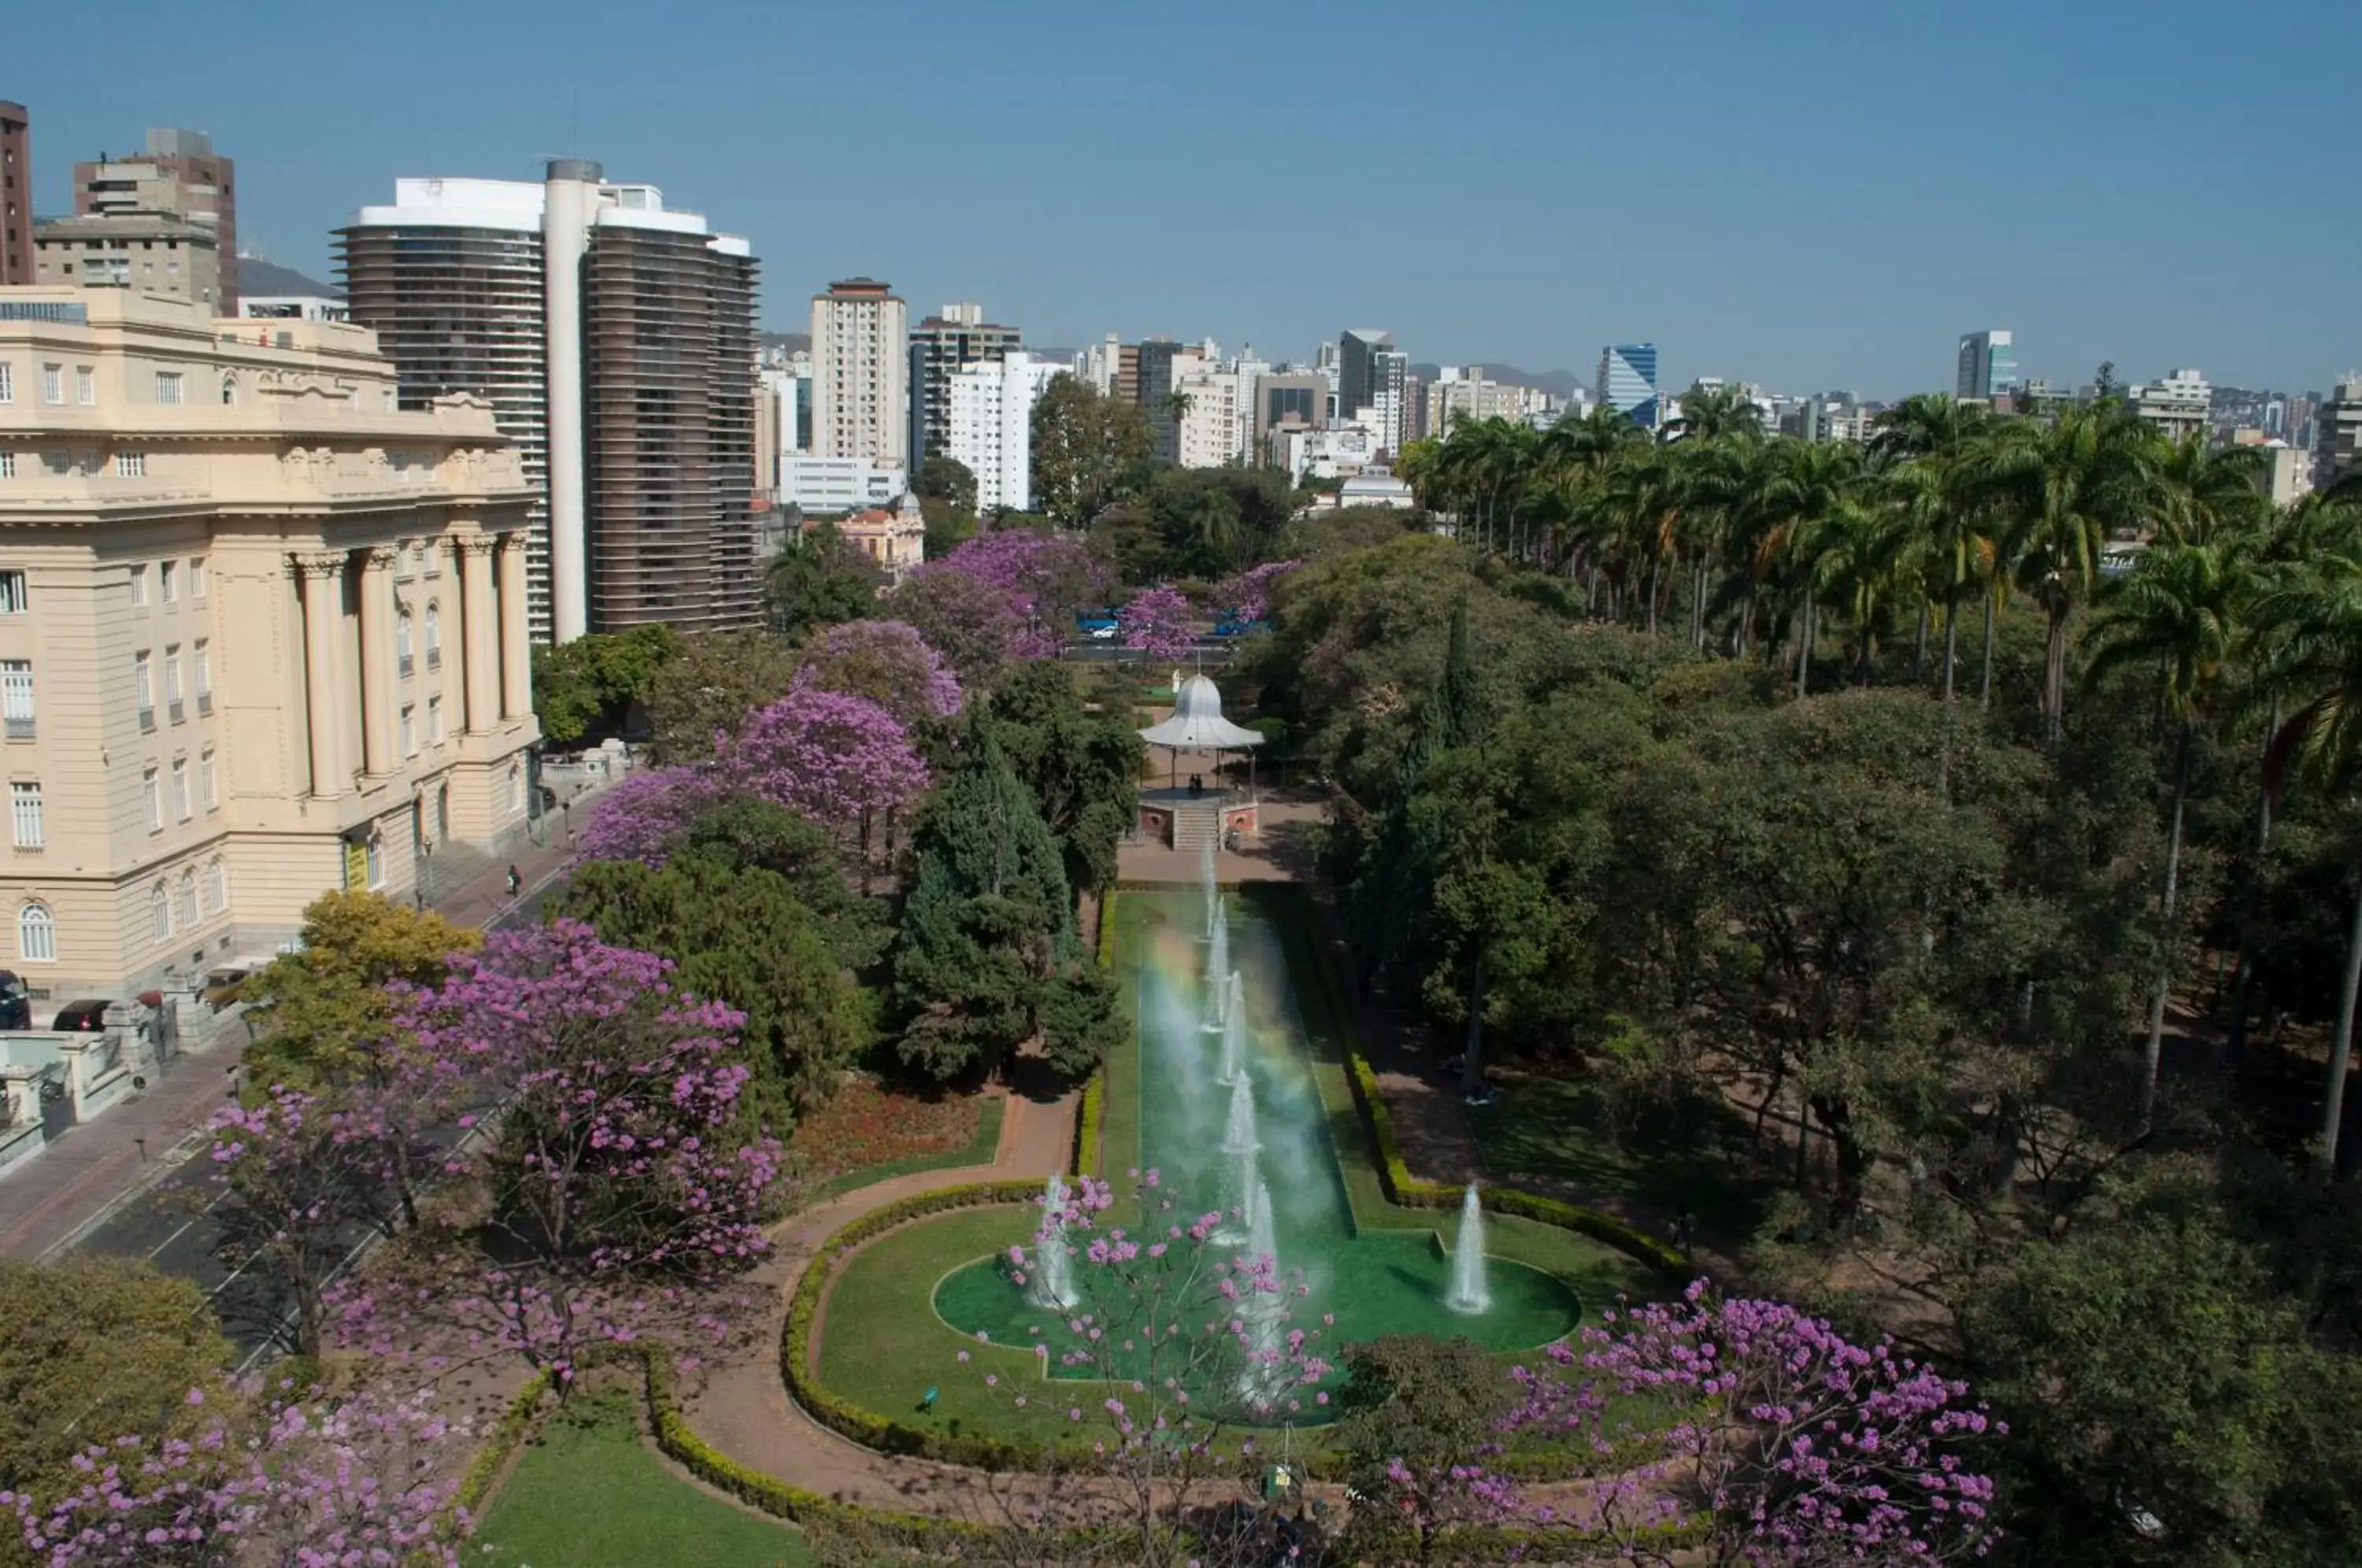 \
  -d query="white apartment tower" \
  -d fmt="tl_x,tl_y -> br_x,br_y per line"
811,278 -> 908,468
945,353 -> 1063,512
